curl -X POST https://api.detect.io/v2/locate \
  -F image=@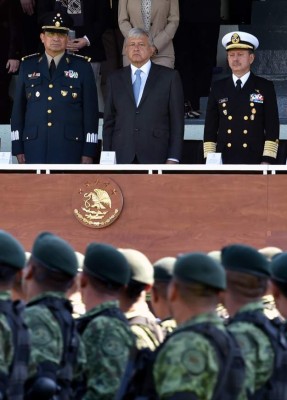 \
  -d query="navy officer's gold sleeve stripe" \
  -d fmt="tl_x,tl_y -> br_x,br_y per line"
204,142 -> 216,158
263,140 -> 279,159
